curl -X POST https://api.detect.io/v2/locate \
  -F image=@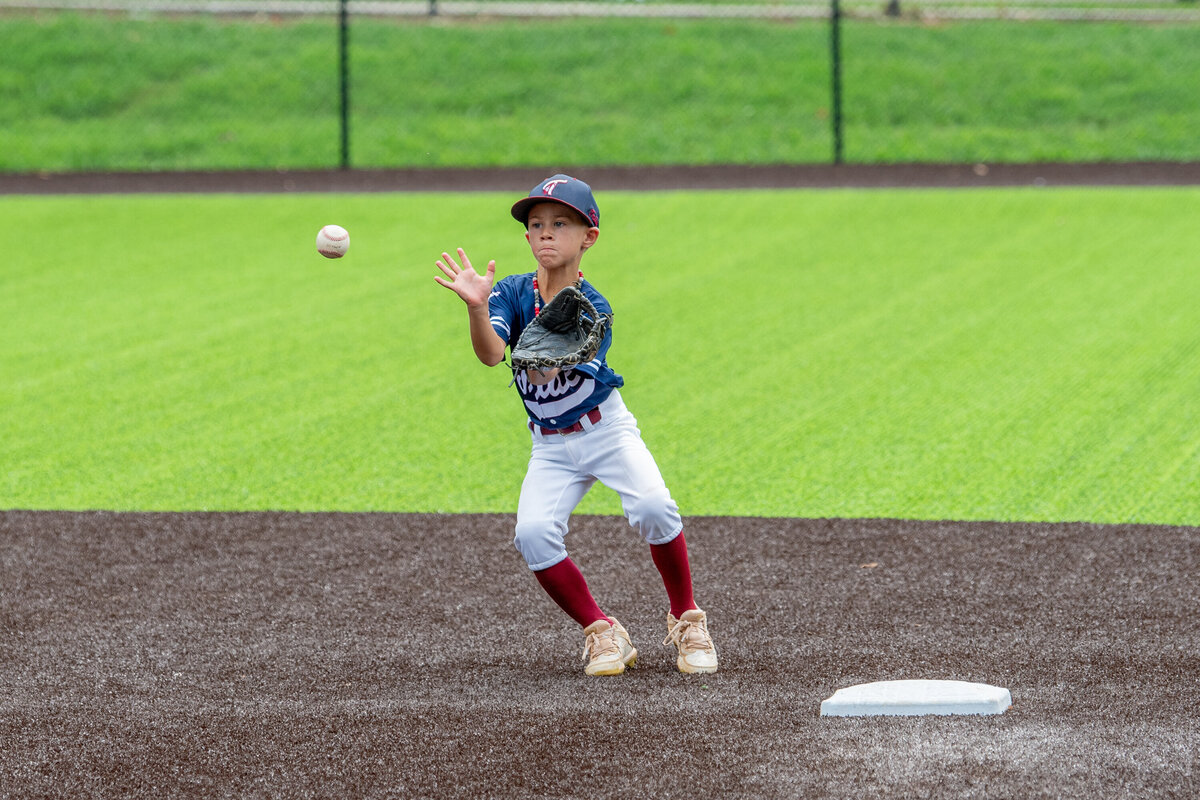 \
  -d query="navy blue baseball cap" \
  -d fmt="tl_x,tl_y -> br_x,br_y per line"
511,174 -> 600,229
